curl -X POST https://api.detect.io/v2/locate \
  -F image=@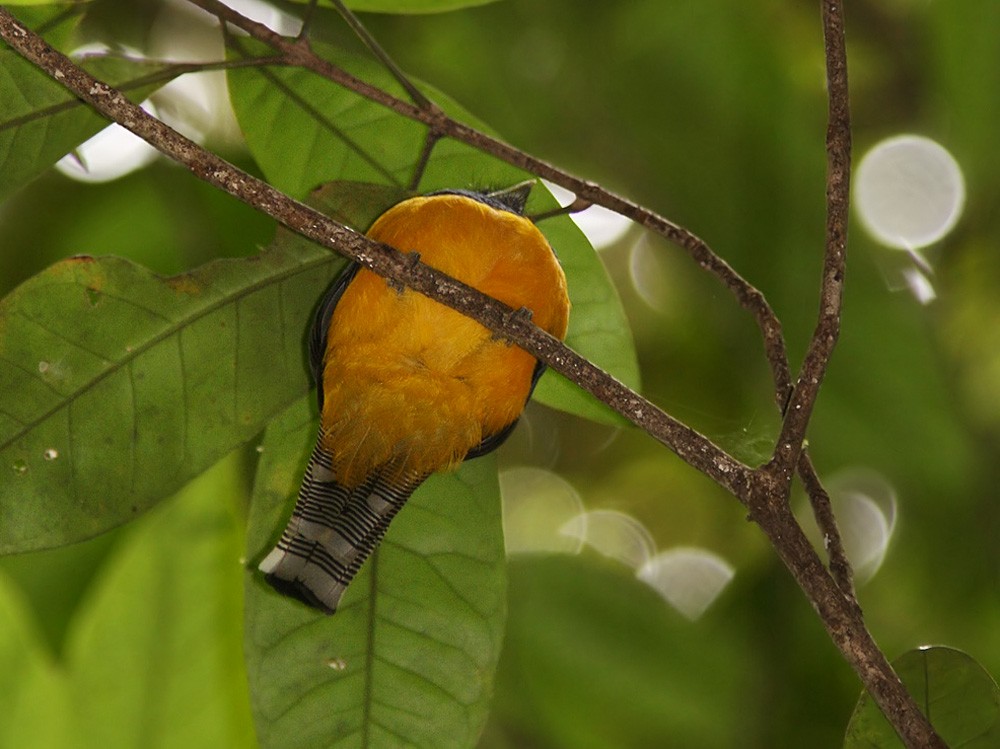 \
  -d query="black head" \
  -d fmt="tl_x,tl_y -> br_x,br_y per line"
428,180 -> 534,216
